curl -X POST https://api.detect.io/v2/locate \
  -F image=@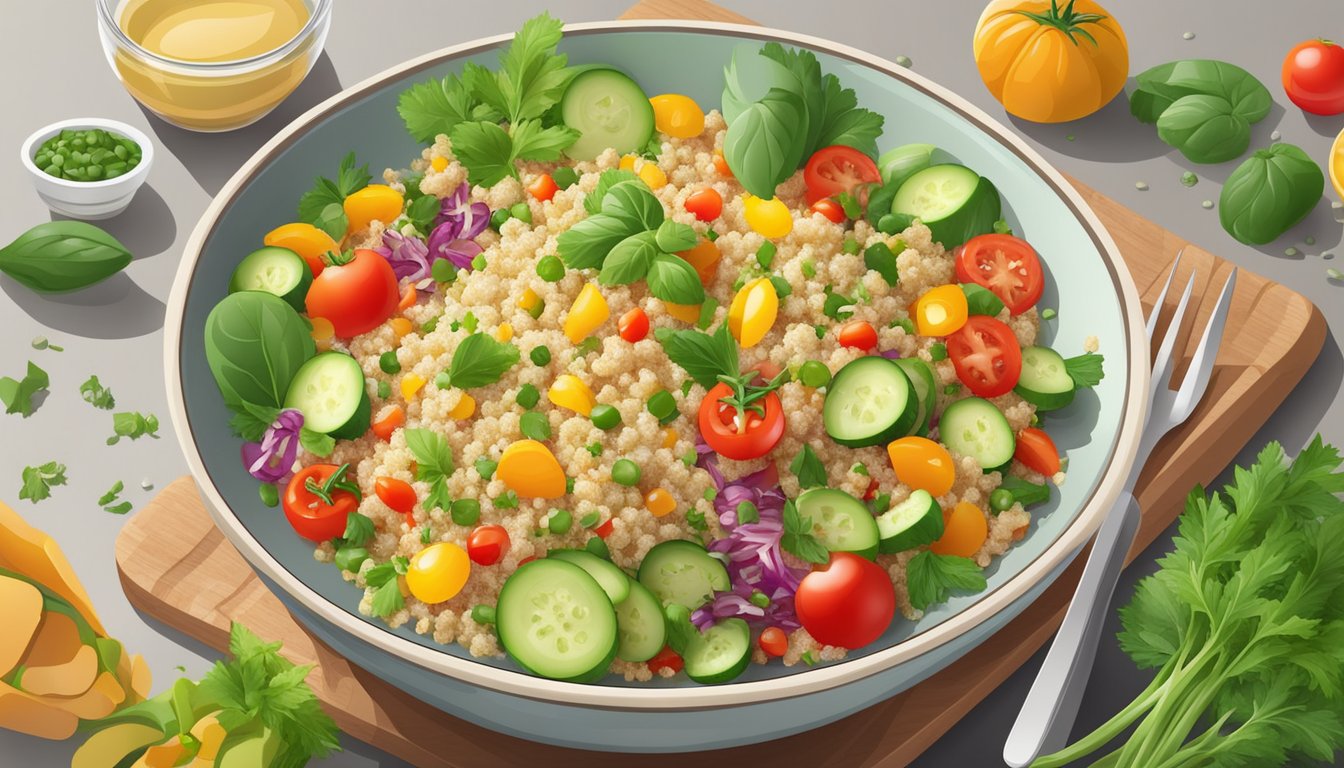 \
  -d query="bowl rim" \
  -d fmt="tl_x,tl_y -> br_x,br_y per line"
164,19 -> 1150,710
19,117 -> 154,191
